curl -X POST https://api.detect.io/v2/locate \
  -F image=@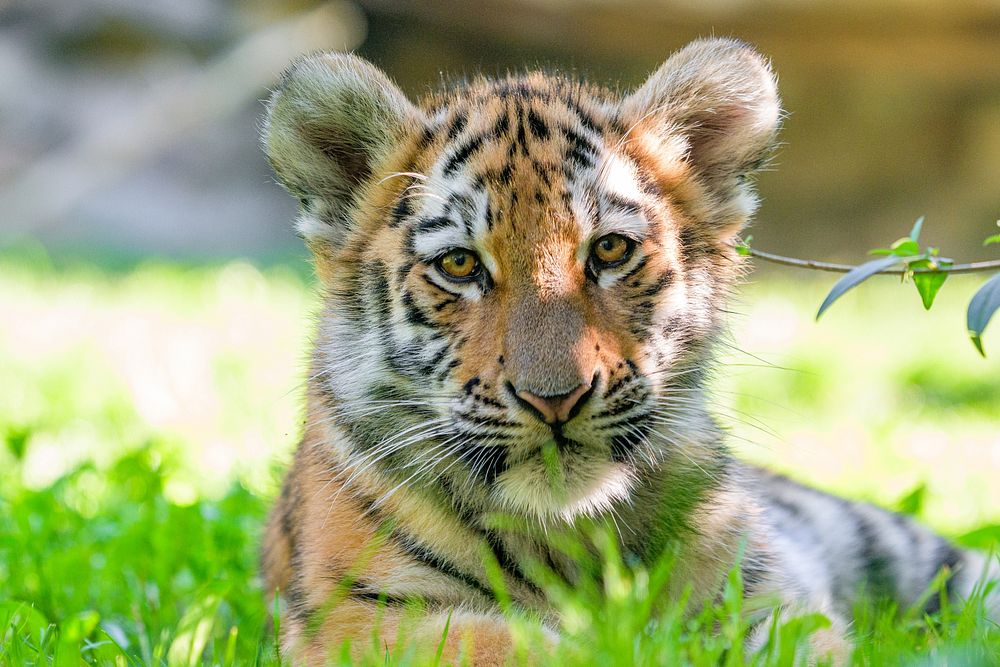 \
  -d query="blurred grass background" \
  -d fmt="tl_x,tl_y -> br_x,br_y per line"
2,0 -> 1000,662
